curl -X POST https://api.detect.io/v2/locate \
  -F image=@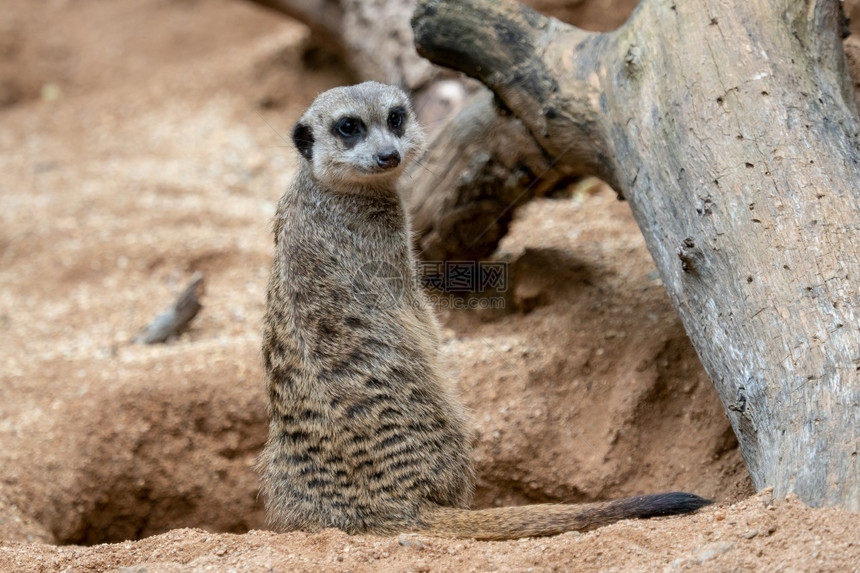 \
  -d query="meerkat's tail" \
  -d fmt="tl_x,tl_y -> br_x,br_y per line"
418,492 -> 712,541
